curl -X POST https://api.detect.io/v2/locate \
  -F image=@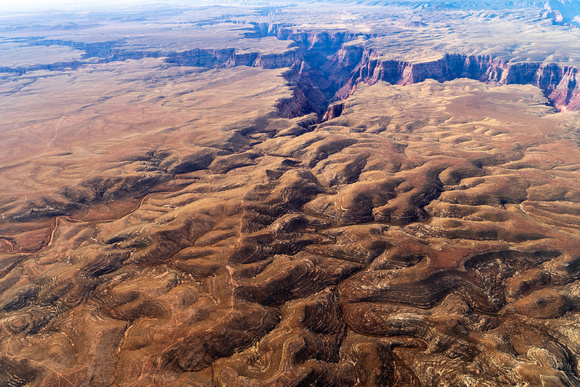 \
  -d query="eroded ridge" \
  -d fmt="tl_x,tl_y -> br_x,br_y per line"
1,79 -> 580,385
